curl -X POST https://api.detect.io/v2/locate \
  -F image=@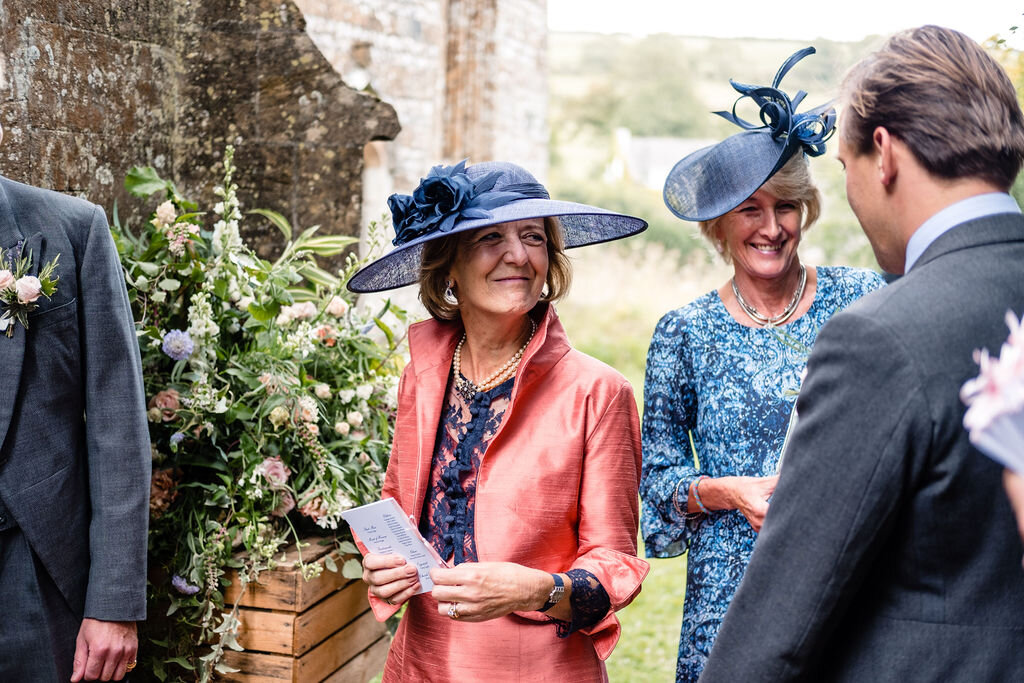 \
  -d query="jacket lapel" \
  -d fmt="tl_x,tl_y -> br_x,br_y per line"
0,180 -> 27,455
409,320 -> 459,526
